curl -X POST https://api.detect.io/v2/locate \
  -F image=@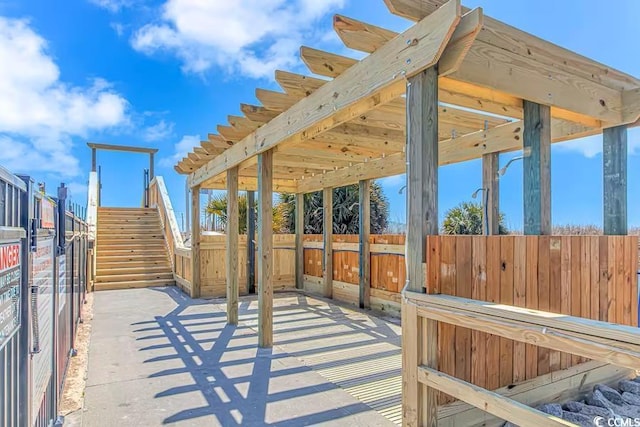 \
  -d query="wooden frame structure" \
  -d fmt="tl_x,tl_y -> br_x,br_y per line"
174,0 -> 639,424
